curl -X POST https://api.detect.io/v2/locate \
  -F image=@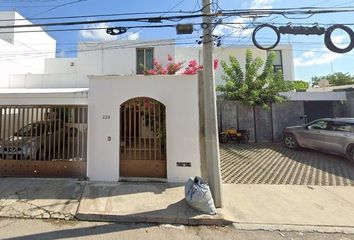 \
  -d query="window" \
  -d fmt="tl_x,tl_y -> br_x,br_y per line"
268,50 -> 283,74
332,122 -> 354,132
307,120 -> 328,130
136,48 -> 154,74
